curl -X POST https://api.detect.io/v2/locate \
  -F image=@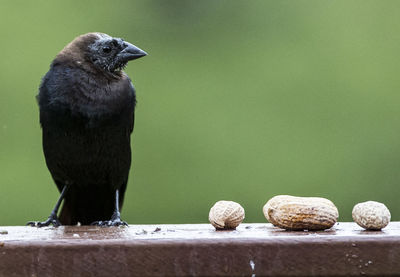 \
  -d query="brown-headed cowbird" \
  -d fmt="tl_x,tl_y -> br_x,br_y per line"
28,33 -> 147,227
